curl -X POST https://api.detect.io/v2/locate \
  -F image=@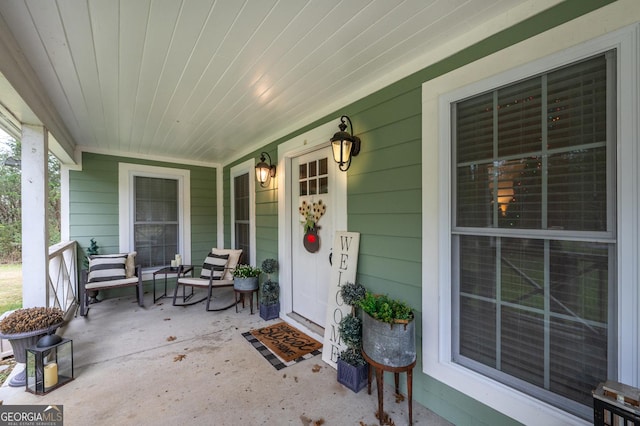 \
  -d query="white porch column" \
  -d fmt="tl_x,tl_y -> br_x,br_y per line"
21,124 -> 49,308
